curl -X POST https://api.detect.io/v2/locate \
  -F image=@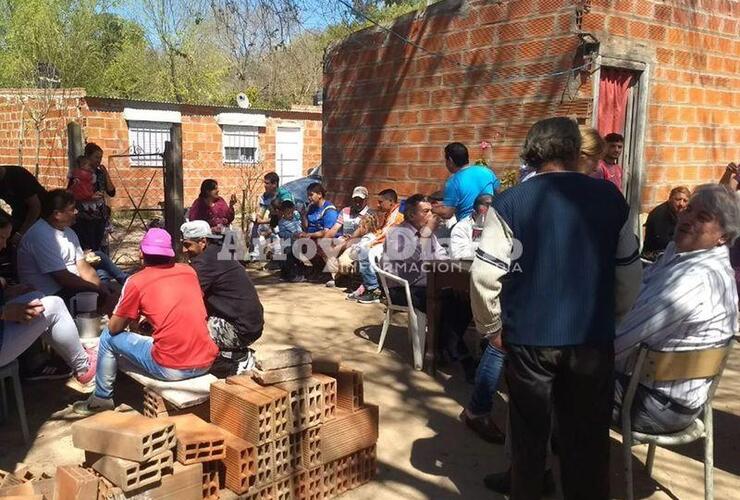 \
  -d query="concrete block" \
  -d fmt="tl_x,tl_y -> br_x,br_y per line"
274,378 -> 323,433
311,355 -> 342,376
300,426 -> 322,470
201,461 -> 221,500
222,432 -> 256,494
335,369 -> 363,412
85,451 -> 173,492
210,382 -> 274,446
71,411 -> 175,462
255,348 -> 312,371
292,467 -> 324,500
252,364 -> 311,385
253,442 -> 274,489
319,406 -> 378,463
312,374 -> 336,421
227,377 -> 290,439
55,465 -> 99,500
159,414 -> 226,464
128,463 -> 202,500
